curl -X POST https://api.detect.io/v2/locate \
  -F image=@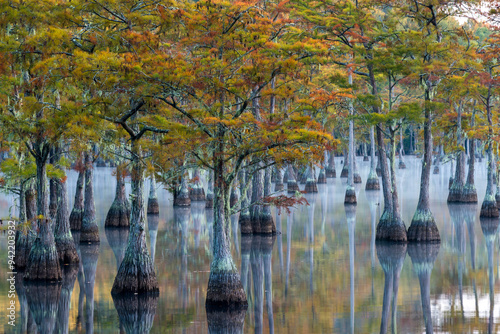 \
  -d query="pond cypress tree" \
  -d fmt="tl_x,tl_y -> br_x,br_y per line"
80,152 -> 100,243
69,168 -> 85,230
105,164 -> 131,227
55,178 -> 79,264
